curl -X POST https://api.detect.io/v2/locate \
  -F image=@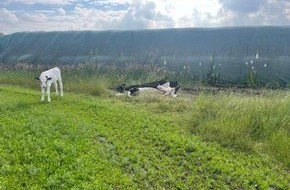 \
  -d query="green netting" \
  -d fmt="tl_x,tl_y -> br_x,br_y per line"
0,27 -> 290,86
